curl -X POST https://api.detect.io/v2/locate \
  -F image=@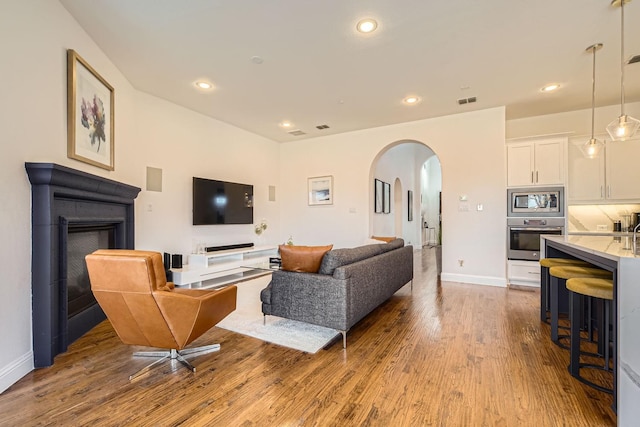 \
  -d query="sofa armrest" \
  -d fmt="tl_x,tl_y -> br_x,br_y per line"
262,270 -> 349,331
